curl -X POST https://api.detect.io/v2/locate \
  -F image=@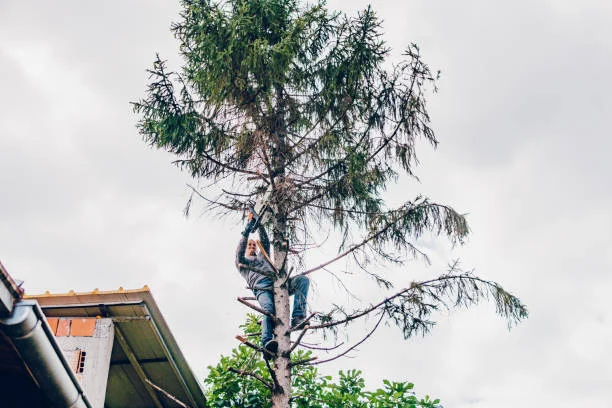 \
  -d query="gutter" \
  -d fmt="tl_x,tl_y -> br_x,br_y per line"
0,300 -> 93,408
